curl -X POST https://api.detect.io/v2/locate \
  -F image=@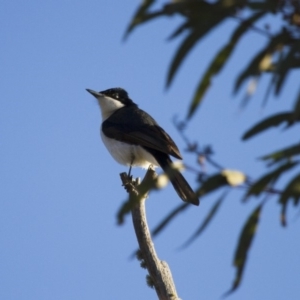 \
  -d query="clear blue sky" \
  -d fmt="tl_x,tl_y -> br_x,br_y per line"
1,1 -> 299,299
